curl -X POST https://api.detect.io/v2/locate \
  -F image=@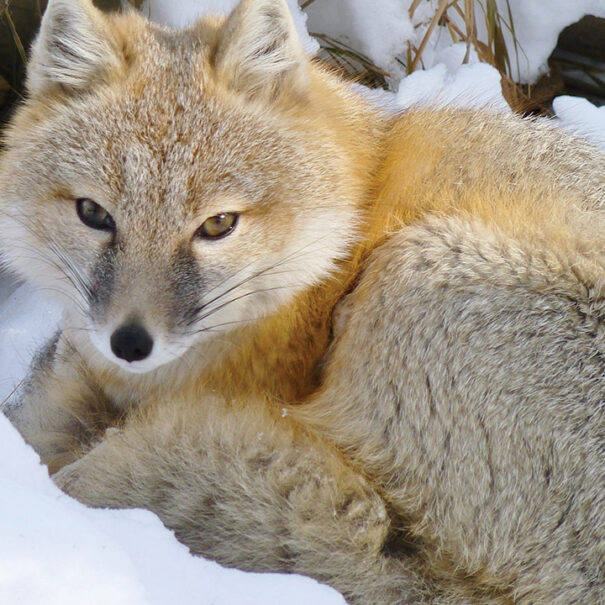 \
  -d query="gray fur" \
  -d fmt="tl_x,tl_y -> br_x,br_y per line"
305,216 -> 604,603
